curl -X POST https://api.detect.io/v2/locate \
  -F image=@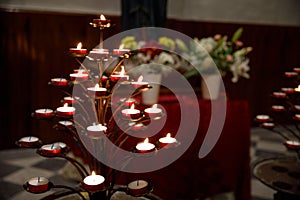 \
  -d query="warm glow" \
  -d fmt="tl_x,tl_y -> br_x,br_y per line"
166,133 -> 171,138
95,83 -> 100,88
295,85 -> 300,92
76,42 -> 82,49
152,104 -> 158,109
63,103 -> 68,107
137,76 -> 143,82
130,104 -> 135,110
119,44 -> 124,49
91,171 -> 96,176
100,14 -> 106,20
120,66 -> 126,76
144,138 -> 149,143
